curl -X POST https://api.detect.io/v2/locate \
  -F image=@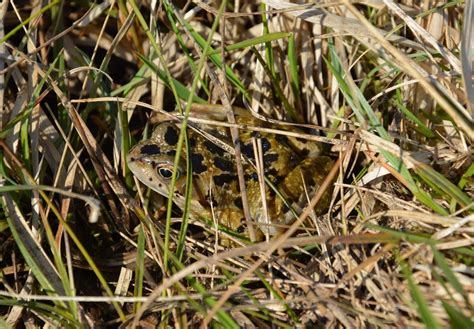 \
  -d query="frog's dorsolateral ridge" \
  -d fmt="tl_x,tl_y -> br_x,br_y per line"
127,110 -> 334,240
